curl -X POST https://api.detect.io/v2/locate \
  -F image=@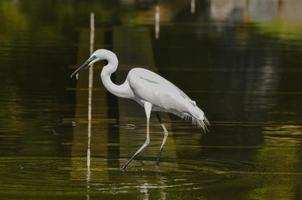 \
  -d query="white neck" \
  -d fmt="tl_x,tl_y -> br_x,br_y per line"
100,51 -> 133,99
